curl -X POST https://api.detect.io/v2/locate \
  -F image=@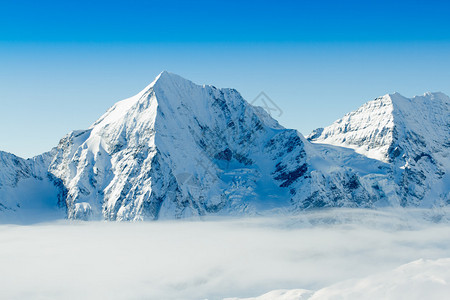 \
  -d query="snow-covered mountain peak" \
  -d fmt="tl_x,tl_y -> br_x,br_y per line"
2,72 -> 448,221
150,71 -> 200,98
308,91 -> 449,161
46,72 -> 294,220
308,91 -> 449,205
153,70 -> 193,86
90,72 -> 251,130
141,70 -> 187,91
307,94 -> 396,161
